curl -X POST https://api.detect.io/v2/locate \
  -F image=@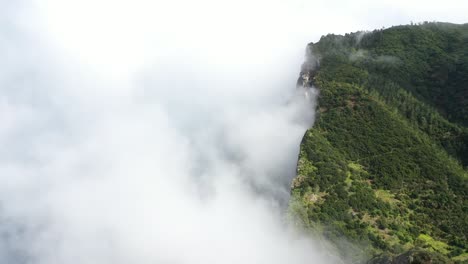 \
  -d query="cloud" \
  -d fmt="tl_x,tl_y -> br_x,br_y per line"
0,0 -> 466,263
